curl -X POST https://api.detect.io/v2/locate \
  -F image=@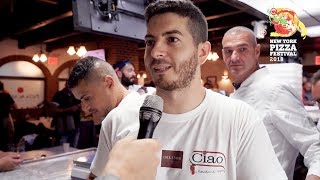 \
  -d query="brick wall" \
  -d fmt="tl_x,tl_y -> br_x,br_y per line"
98,36 -> 140,69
